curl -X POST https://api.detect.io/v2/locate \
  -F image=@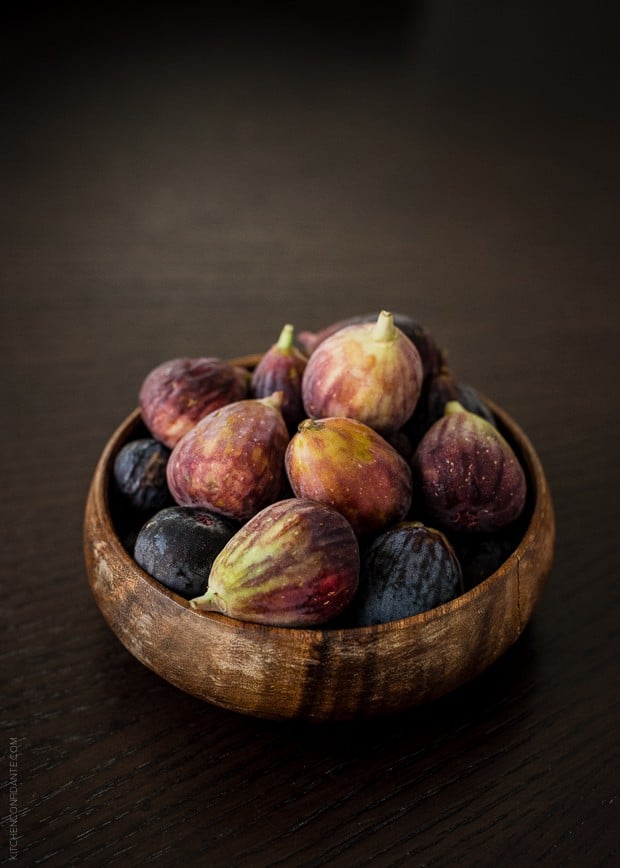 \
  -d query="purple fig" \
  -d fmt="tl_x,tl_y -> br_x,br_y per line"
298,311 -> 444,380
139,357 -> 250,448
349,521 -> 464,626
166,393 -> 289,521
412,401 -> 527,533
405,366 -> 496,448
251,324 -> 308,431
285,417 -> 412,536
189,498 -> 360,627
301,310 -> 424,435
